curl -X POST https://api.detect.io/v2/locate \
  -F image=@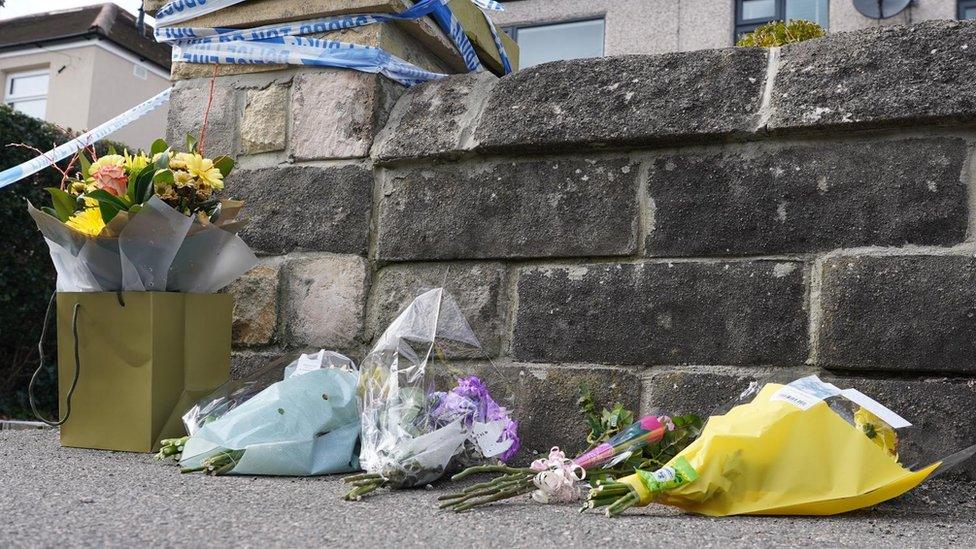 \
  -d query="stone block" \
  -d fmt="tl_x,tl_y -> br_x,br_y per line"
373,72 -> 496,162
473,48 -> 768,153
281,254 -> 369,349
230,350 -> 287,380
241,85 -> 288,154
225,164 -> 373,255
769,20 -> 976,129
166,81 -> 240,157
366,263 -> 509,356
512,260 -> 809,366
226,258 -> 282,347
640,367 -> 770,417
376,157 -> 640,261
816,254 -> 976,373
645,137 -> 969,256
290,71 -> 401,160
